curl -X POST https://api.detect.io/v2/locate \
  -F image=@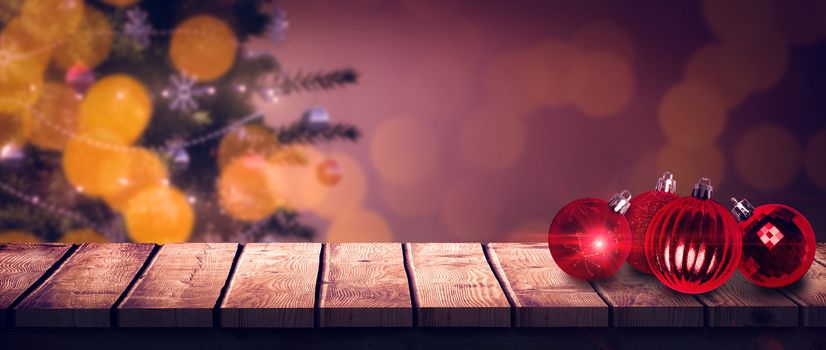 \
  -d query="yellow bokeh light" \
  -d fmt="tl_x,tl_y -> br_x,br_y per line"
18,0 -> 84,46
0,110 -> 26,145
370,116 -> 439,185
27,82 -> 80,151
59,228 -> 108,243
53,6 -> 113,69
102,148 -> 169,212
62,130 -> 131,197
805,129 -> 826,191
656,143 -> 726,196
78,74 -> 152,144
218,125 -> 279,169
735,125 -> 801,191
170,15 -> 237,81
218,155 -> 282,222
124,185 -> 194,243
326,209 -> 393,243
569,51 -> 634,118
0,230 -> 41,243
458,110 -> 526,170
440,178 -> 502,242
100,0 -> 139,8
0,19 -> 51,86
658,81 -> 727,149
572,20 -> 634,62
